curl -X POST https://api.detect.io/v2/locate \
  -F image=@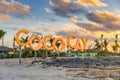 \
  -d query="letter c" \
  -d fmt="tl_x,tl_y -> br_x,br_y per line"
15,29 -> 29,46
